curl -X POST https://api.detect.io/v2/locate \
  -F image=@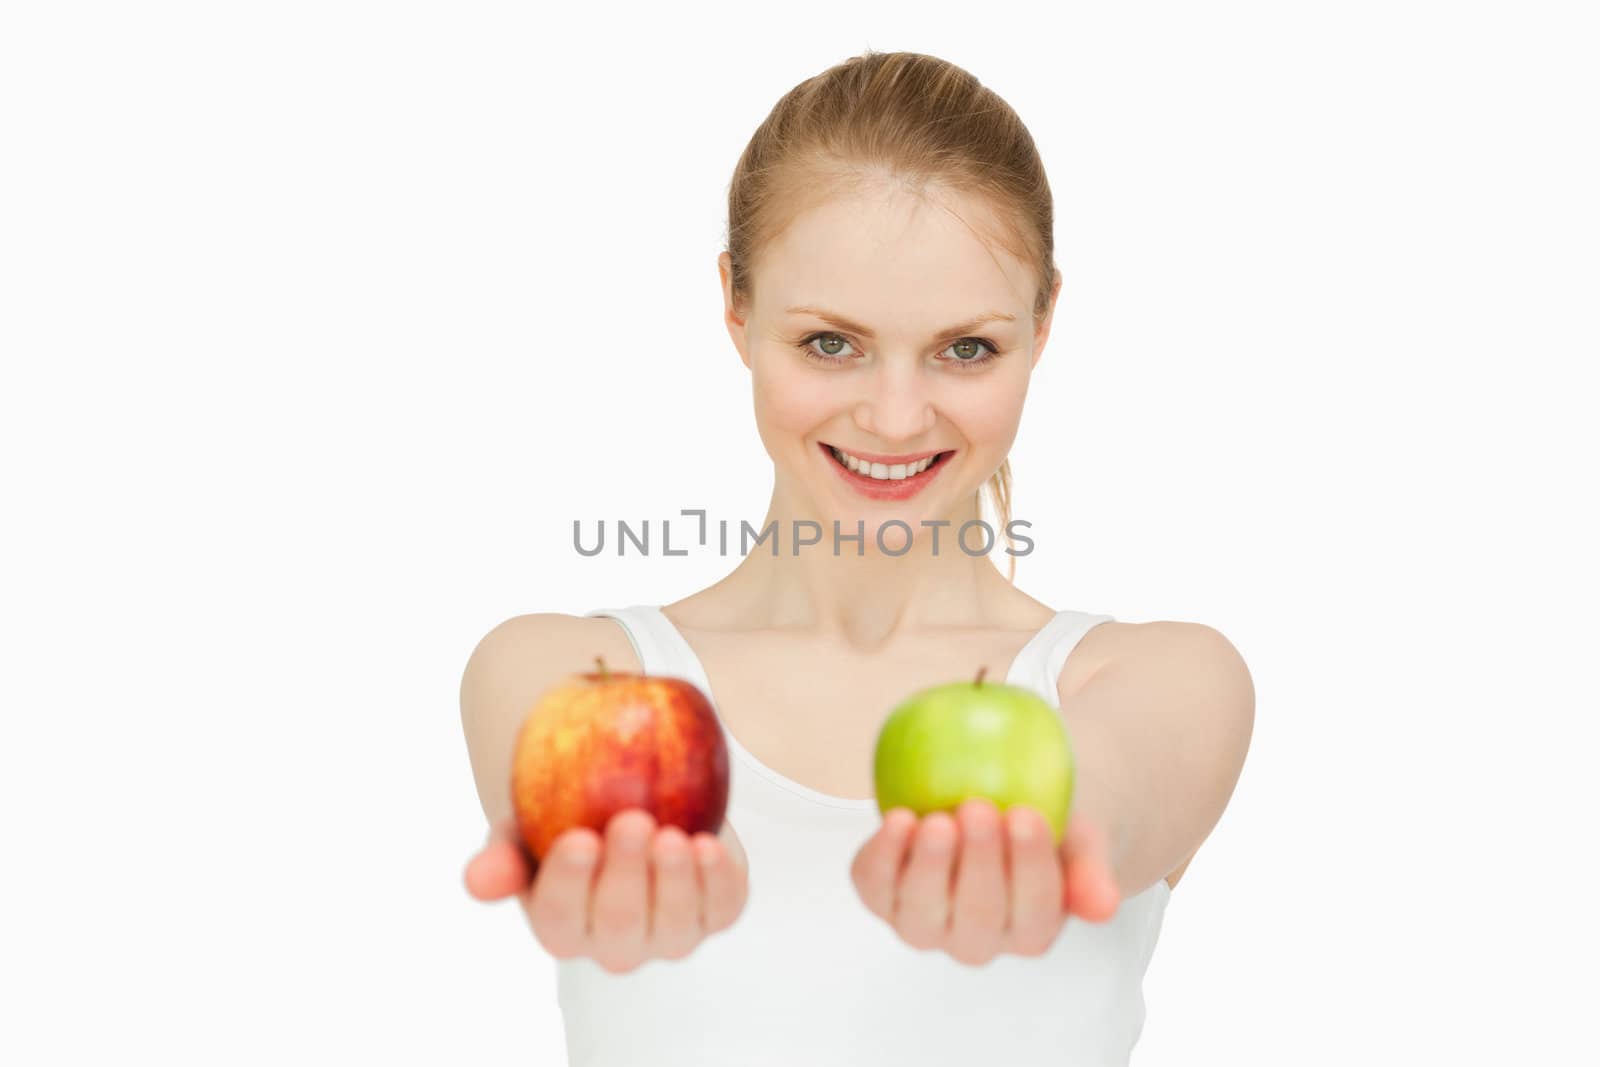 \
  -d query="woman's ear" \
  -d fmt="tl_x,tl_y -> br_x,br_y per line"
718,252 -> 752,369
1031,273 -> 1064,370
